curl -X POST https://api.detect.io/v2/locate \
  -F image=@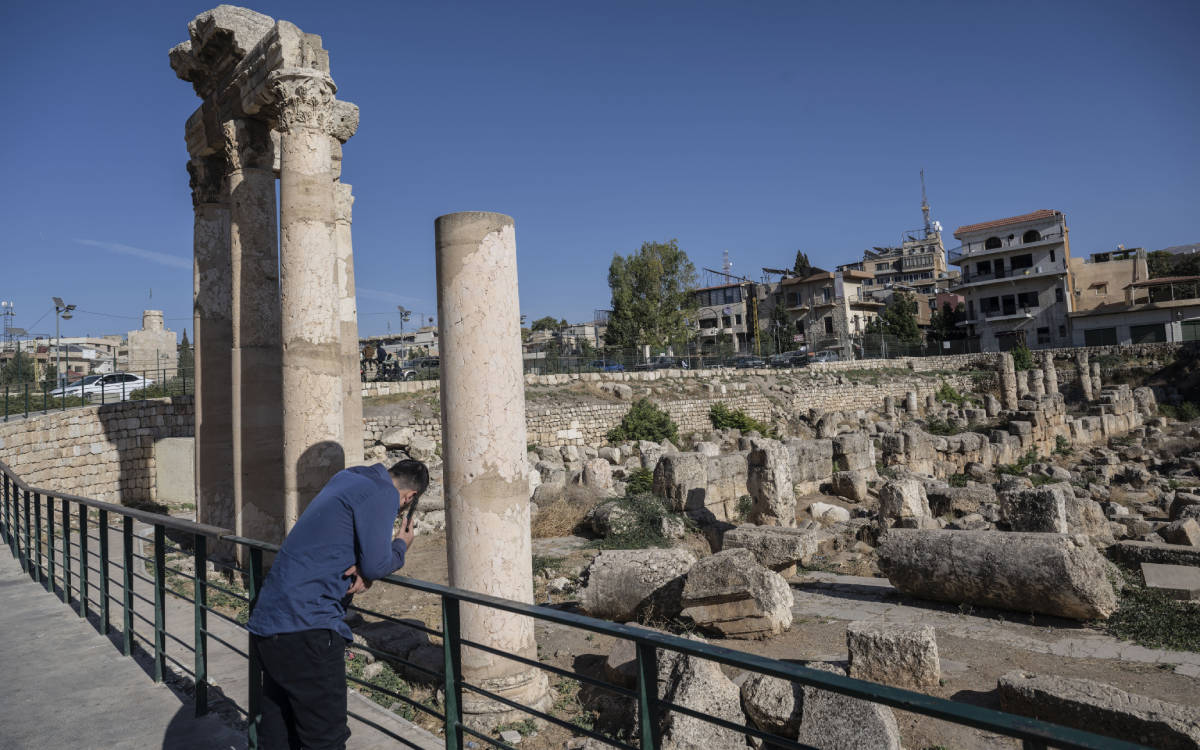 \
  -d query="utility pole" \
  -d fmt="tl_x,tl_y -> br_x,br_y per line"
53,297 -> 76,388
920,169 -> 932,237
